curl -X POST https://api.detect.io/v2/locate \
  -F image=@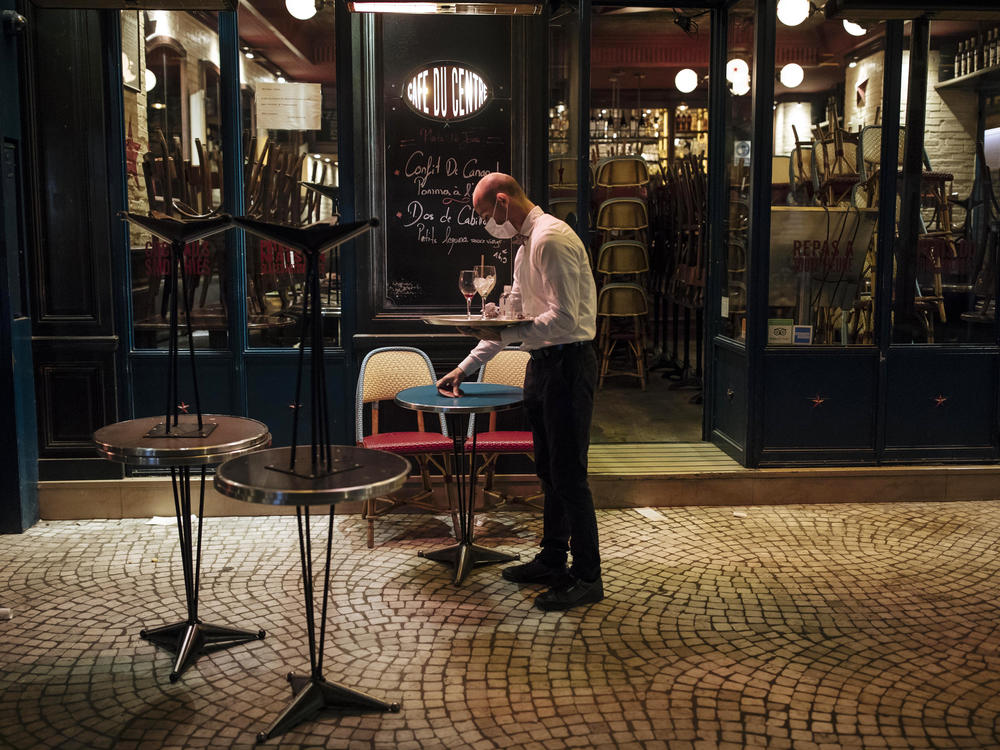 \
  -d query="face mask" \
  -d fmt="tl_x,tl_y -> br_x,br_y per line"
484,199 -> 518,239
